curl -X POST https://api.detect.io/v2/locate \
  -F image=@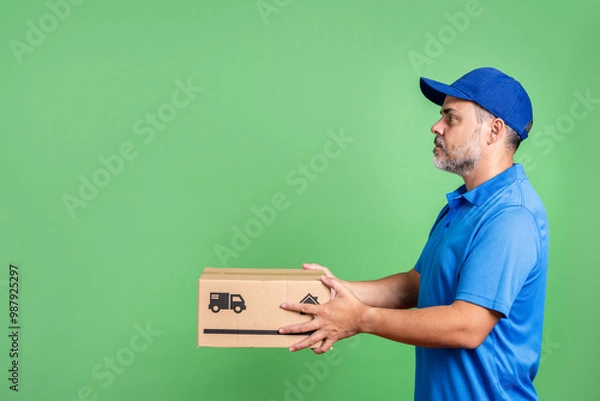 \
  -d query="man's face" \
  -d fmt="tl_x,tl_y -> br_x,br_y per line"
430,96 -> 485,176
